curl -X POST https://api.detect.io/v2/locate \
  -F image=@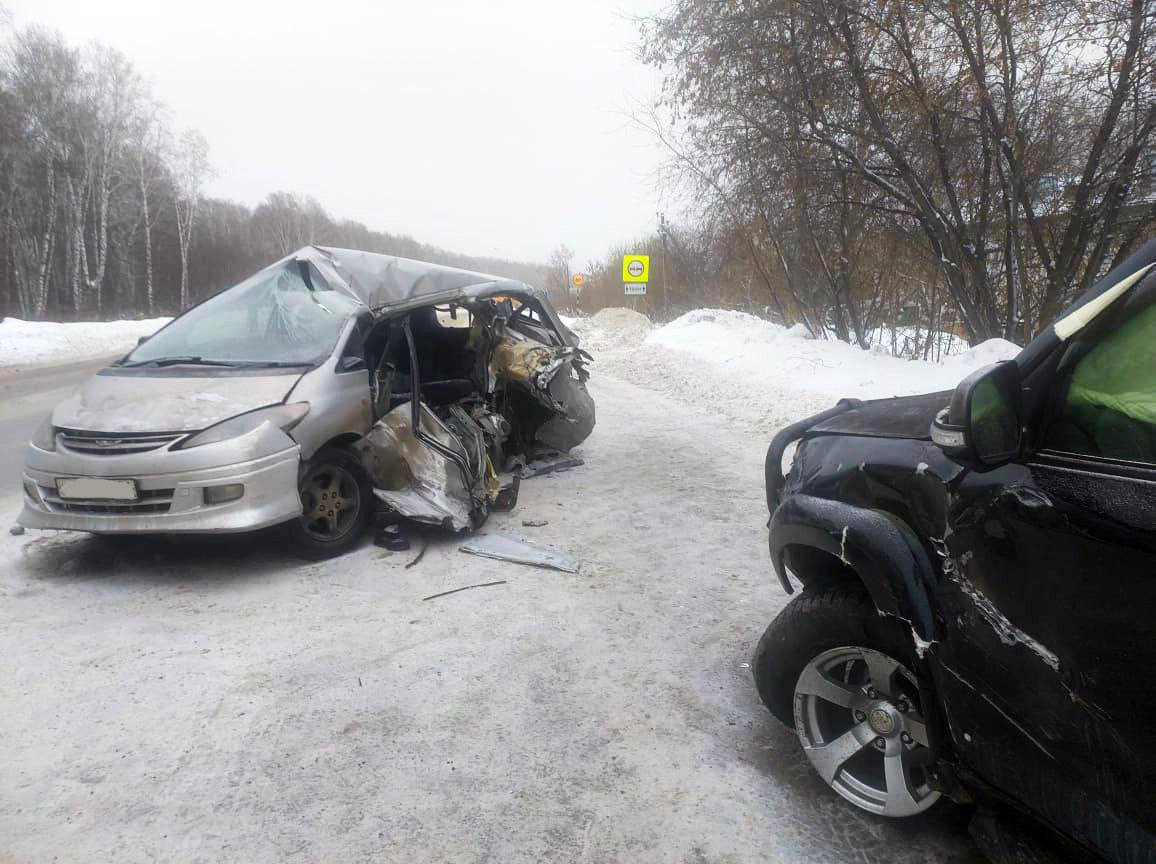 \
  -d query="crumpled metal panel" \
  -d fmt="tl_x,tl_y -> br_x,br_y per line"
311,246 -> 521,312
488,330 -> 595,452
459,532 -> 580,573
354,401 -> 476,531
